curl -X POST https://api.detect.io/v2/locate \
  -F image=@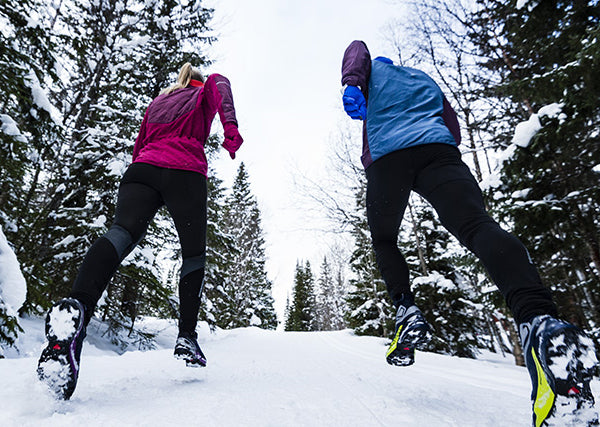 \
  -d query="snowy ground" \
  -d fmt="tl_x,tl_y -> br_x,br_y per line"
1,318 -> 599,427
